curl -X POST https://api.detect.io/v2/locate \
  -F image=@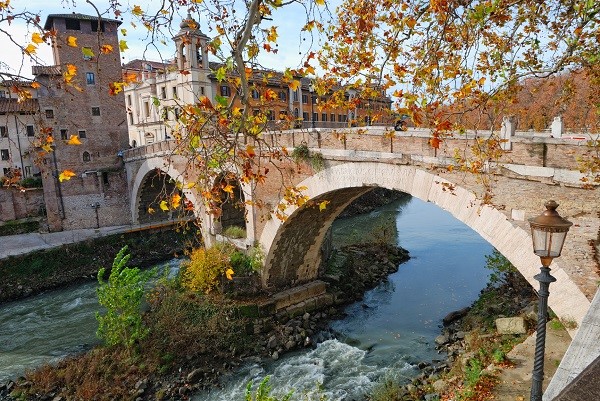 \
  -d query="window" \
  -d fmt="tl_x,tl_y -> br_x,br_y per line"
82,47 -> 93,60
302,94 -> 308,104
0,126 -> 7,138
303,112 -> 309,121
91,20 -> 105,32
45,109 -> 54,119
127,95 -> 132,106
330,113 -> 335,122
24,166 -> 31,177
160,86 -> 166,99
0,149 -> 9,160
82,151 -> 91,162
91,107 -> 100,116
143,101 -> 150,118
172,87 -> 177,99
220,85 -> 230,97
174,108 -> 181,120
0,91 -> 6,98
86,72 -> 95,85
26,125 -> 34,137
293,91 -> 298,102
78,130 -> 86,139
102,172 -> 109,186
60,128 -> 68,140
200,86 -> 205,95
65,18 -> 81,30
252,89 -> 259,99
322,113 -> 327,122
294,108 -> 299,118
313,112 -> 318,122
267,110 -> 274,121
278,91 -> 287,101
2,167 -> 9,175
129,113 -> 134,125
